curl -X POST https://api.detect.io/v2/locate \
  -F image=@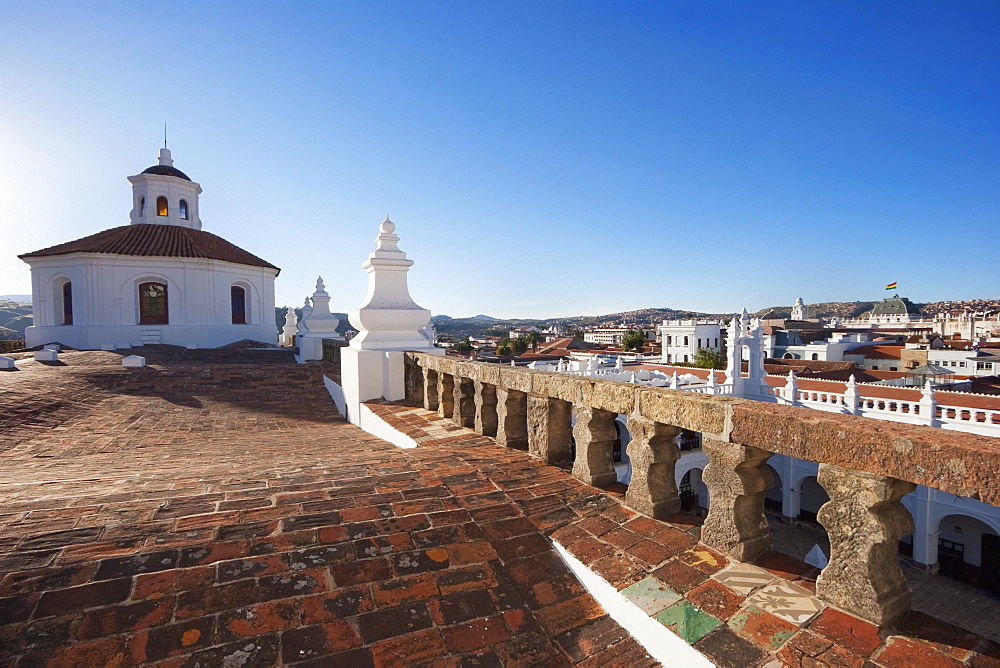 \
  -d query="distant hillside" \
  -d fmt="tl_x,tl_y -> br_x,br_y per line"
0,301 -> 31,340
434,298 -> 999,339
